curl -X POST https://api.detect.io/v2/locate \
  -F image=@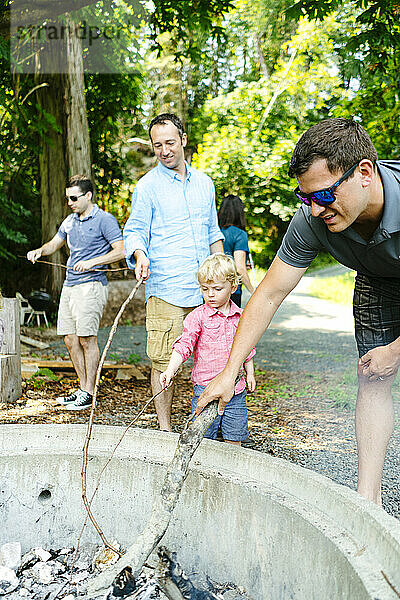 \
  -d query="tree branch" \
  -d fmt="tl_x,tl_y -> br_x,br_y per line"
86,400 -> 218,597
